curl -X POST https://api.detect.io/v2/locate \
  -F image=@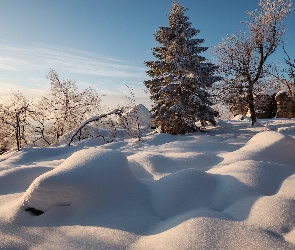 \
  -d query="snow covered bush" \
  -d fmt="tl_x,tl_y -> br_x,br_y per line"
114,86 -> 151,140
116,104 -> 151,140
144,2 -> 220,135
